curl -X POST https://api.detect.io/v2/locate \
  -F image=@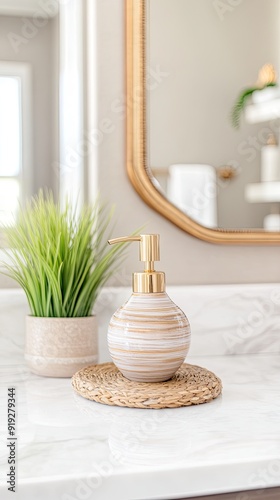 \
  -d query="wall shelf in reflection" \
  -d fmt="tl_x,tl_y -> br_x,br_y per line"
245,181 -> 280,203
245,98 -> 280,124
